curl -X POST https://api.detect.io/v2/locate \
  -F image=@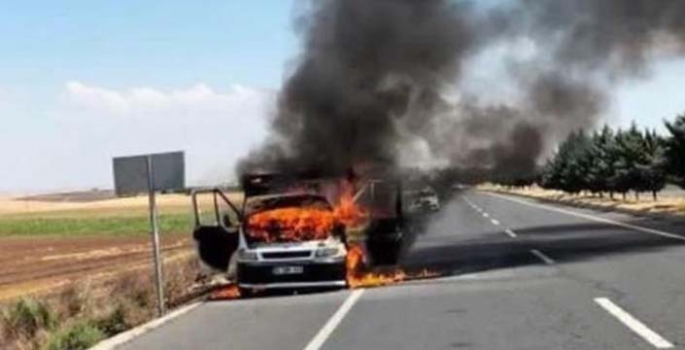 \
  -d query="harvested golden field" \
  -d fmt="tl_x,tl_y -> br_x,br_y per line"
0,192 -> 243,218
